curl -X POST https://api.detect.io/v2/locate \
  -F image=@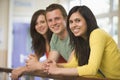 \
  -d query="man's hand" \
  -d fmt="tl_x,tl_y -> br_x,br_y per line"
44,60 -> 59,75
